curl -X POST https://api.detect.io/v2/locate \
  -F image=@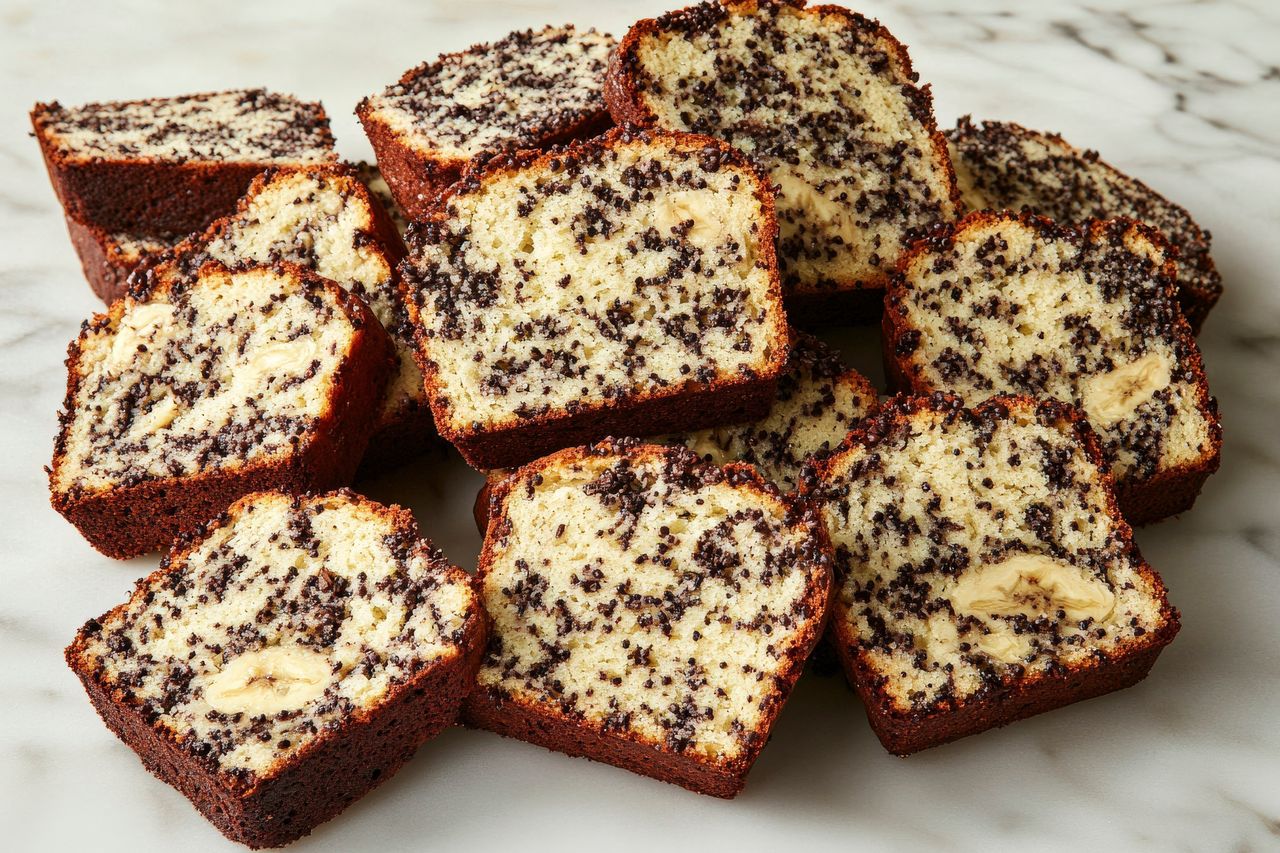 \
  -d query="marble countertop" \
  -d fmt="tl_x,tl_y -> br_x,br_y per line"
2,1 -> 1277,850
